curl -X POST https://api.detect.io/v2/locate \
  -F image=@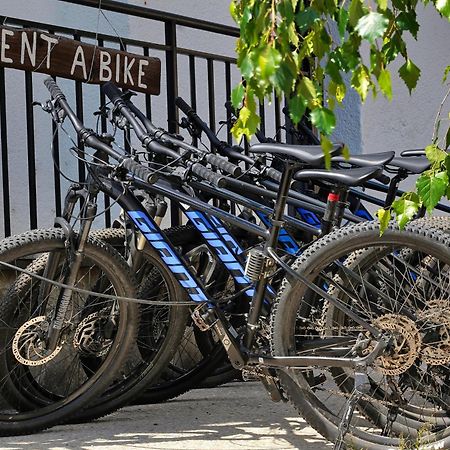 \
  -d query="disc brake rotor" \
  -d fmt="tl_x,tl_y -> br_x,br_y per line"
418,300 -> 450,366
12,316 -> 63,366
73,310 -> 115,357
371,314 -> 421,376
